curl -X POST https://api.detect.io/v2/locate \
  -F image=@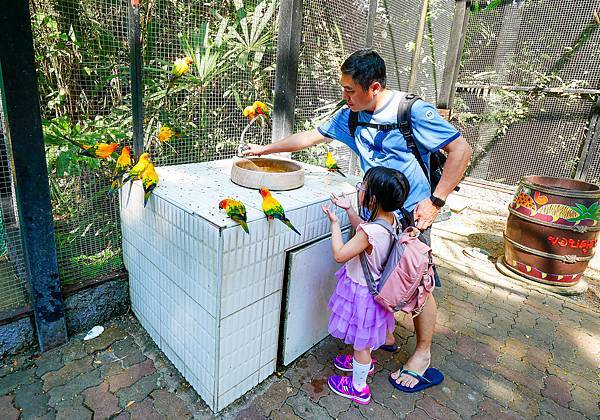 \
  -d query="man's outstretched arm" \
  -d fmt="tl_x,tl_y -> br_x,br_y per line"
242,129 -> 327,156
